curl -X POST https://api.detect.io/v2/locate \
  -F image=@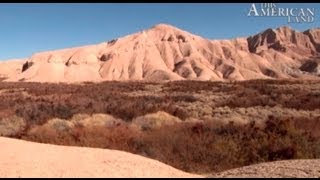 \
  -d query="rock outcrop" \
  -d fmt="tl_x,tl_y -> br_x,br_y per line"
210,159 -> 320,178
